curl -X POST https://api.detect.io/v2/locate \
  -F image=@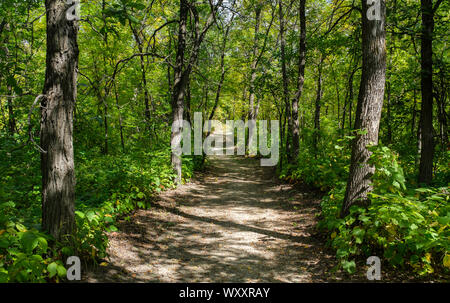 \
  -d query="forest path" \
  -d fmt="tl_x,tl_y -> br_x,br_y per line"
85,155 -> 348,282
